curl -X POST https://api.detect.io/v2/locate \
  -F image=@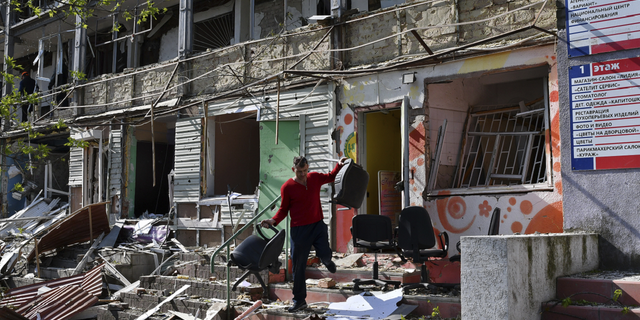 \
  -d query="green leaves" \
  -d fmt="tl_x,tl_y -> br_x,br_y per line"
614,289 -> 622,302
64,137 -> 89,149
